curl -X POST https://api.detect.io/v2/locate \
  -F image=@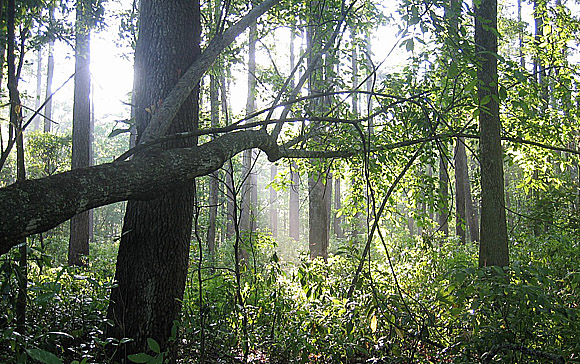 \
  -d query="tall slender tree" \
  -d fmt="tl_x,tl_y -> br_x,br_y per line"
475,0 -> 508,267
44,7 -> 55,133
288,28 -> 300,242
270,164 -> 278,237
207,72 -> 219,256
455,139 -> 467,243
68,0 -> 93,266
241,22 -> 258,234
307,1 -> 331,260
